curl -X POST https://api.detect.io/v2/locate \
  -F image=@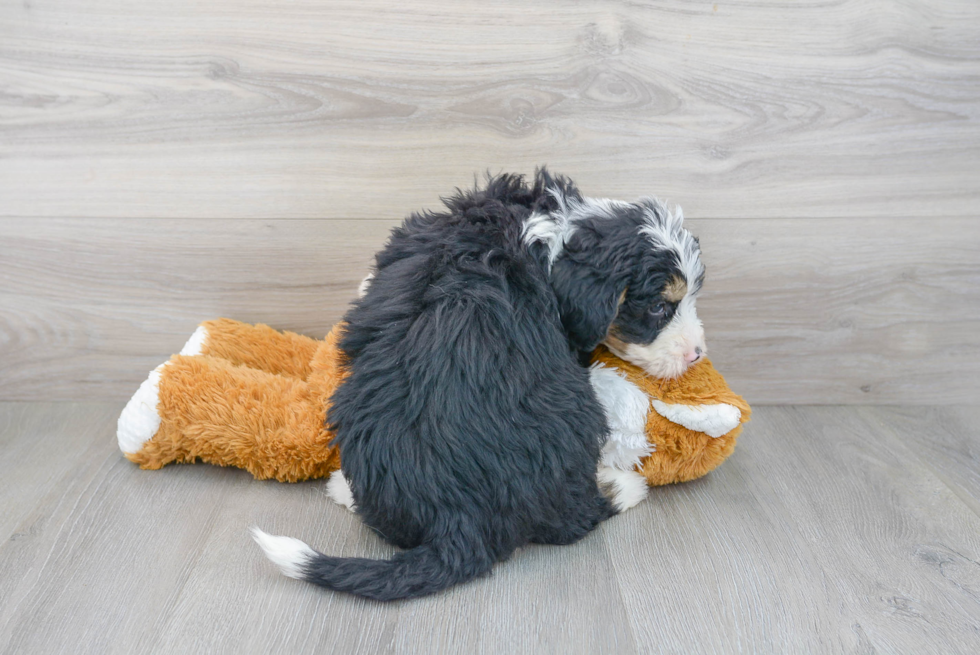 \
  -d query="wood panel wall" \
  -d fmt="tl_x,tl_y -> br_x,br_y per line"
2,0 -> 978,403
